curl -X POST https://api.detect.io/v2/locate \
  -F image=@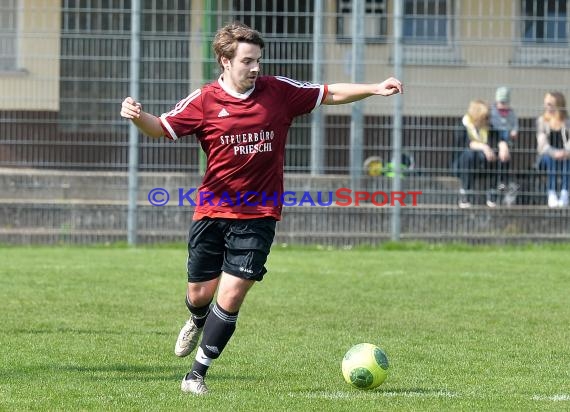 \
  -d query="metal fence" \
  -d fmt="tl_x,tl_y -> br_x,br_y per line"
1,0 -> 570,245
